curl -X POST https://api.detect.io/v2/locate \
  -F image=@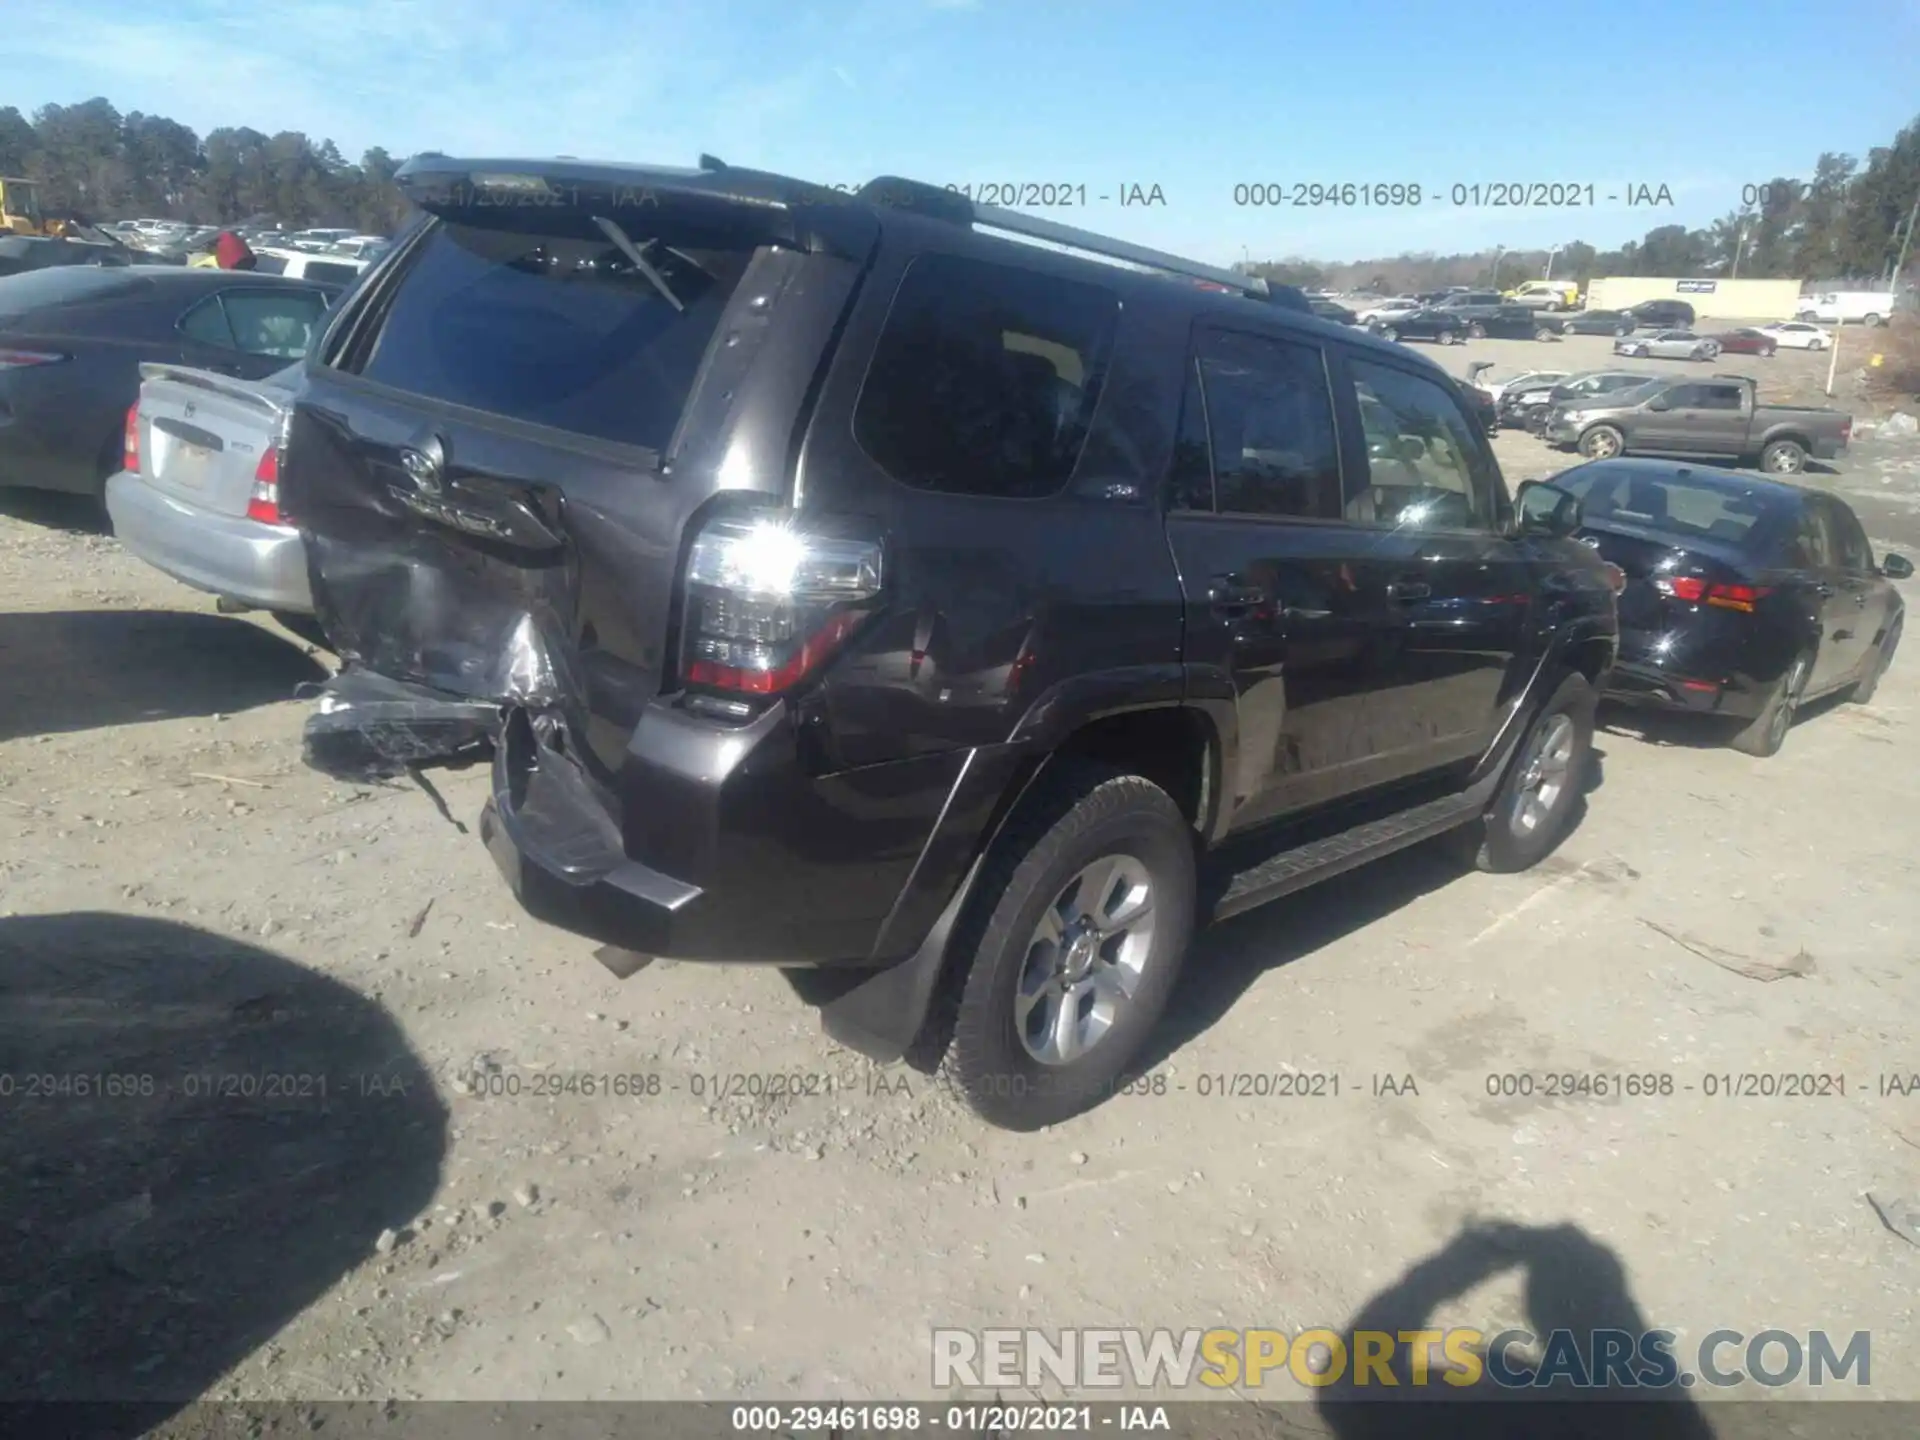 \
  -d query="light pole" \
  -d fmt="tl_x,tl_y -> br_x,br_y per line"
1543,244 -> 1562,281
1491,245 -> 1506,289
1731,222 -> 1750,279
